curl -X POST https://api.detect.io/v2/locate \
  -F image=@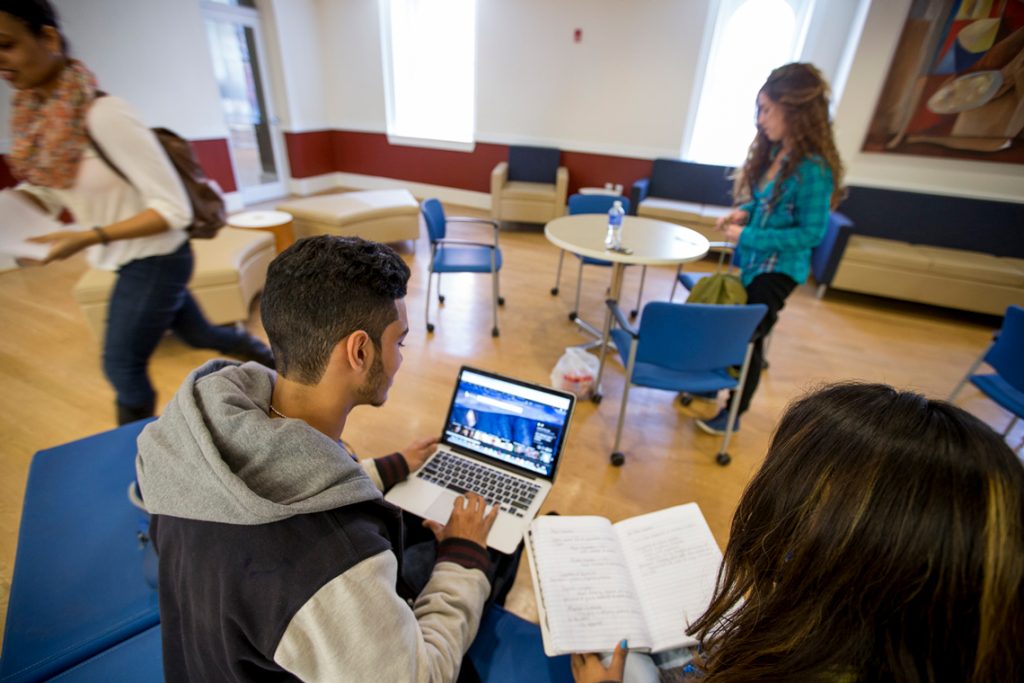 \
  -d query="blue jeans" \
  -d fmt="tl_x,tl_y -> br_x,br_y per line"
103,241 -> 251,411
